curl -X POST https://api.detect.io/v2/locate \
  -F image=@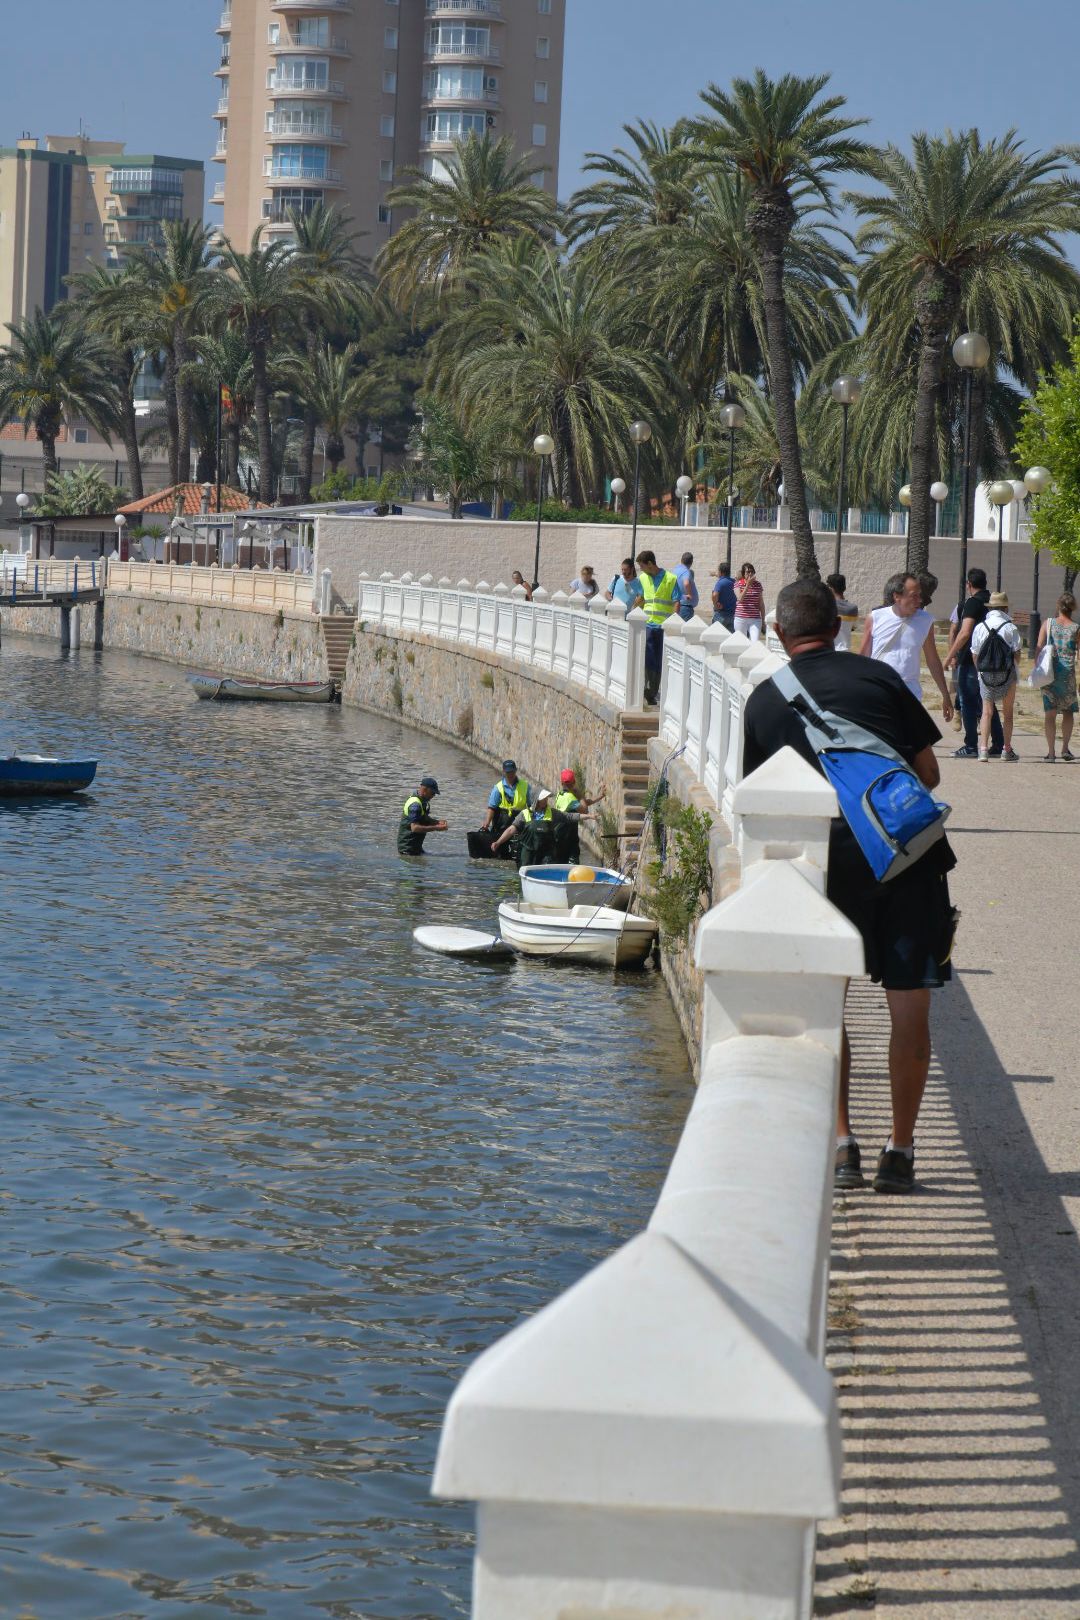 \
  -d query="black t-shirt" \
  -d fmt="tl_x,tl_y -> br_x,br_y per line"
743,646 -> 948,904
955,589 -> 992,668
